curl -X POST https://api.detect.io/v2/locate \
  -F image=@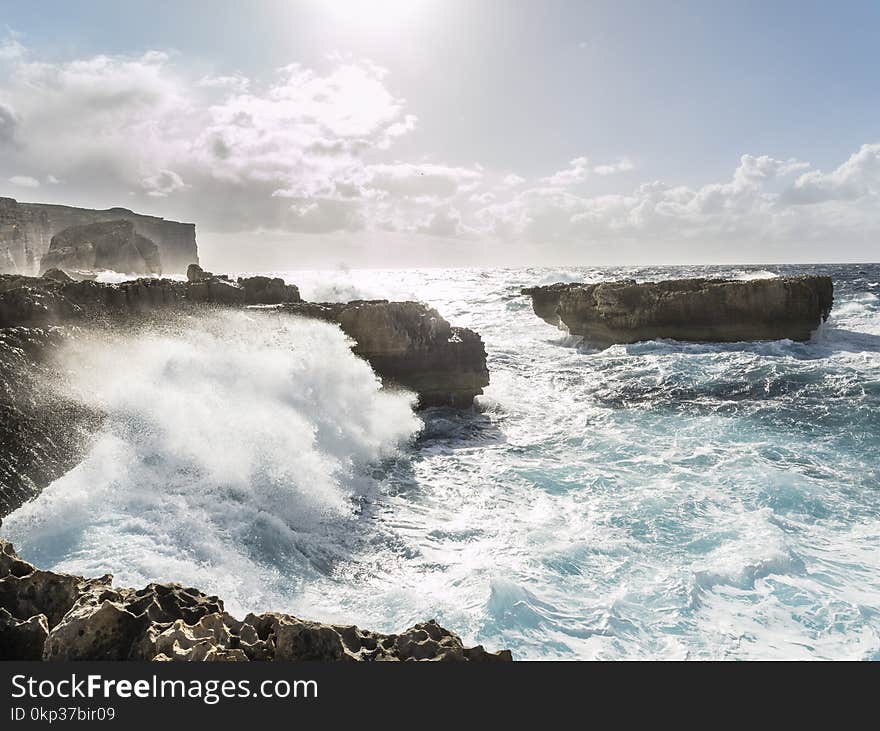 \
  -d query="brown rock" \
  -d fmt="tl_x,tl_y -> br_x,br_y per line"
0,608 -> 48,660
283,300 -> 489,407
0,540 -> 512,662
523,275 -> 834,345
